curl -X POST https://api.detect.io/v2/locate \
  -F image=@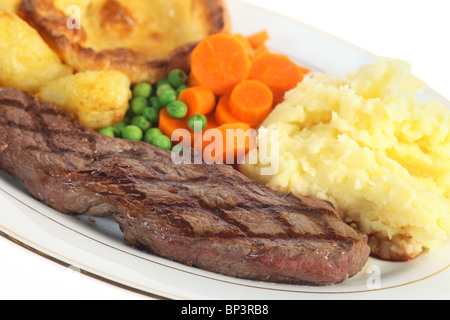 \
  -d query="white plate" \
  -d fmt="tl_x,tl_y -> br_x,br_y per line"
0,0 -> 449,300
